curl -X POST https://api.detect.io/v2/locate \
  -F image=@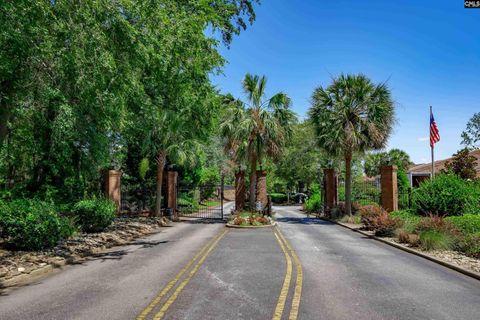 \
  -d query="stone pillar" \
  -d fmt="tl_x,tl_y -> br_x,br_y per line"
105,170 -> 122,213
380,165 -> 398,212
255,170 -> 268,210
166,171 -> 178,219
324,168 -> 338,212
235,170 -> 245,211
